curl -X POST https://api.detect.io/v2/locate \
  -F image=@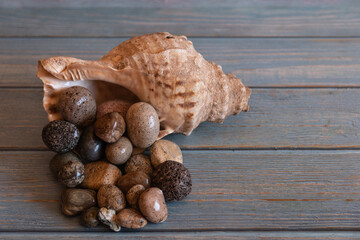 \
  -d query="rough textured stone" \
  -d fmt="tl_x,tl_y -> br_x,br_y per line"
81,161 -> 121,190
125,154 -> 153,176
150,139 -> 183,168
152,160 -> 192,201
42,120 -> 80,153
58,86 -> 96,127
97,185 -> 126,213
97,99 -> 132,120
98,208 -> 121,232
57,160 -> 84,187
